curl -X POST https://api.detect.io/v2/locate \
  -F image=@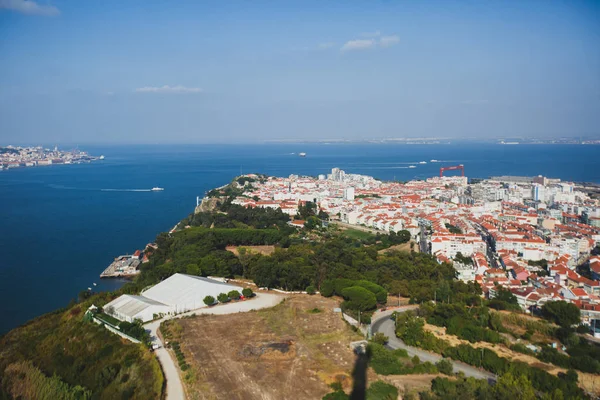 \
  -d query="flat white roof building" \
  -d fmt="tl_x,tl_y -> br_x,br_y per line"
104,273 -> 243,322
